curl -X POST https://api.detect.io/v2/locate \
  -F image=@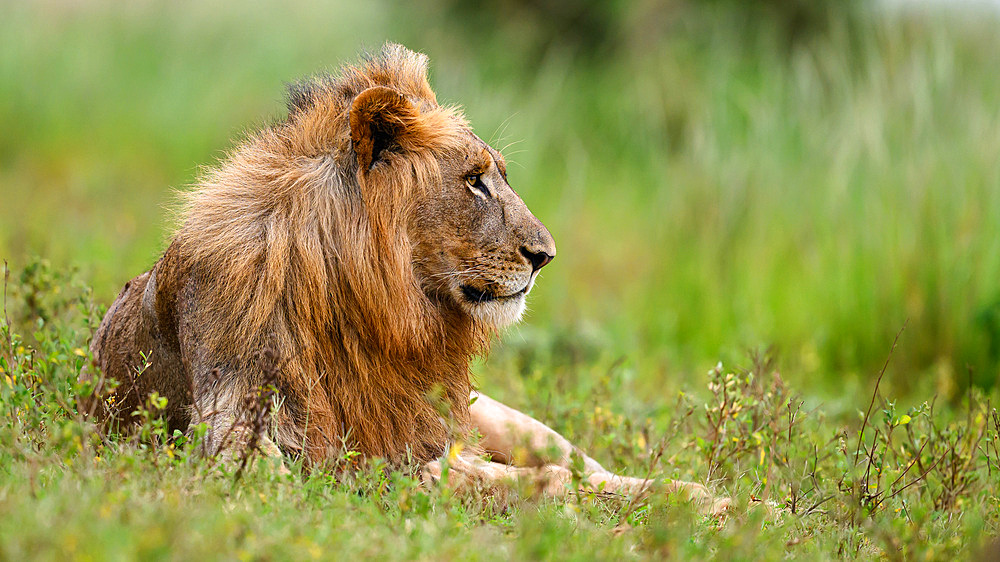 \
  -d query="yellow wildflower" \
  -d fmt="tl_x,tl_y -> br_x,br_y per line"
448,442 -> 464,462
